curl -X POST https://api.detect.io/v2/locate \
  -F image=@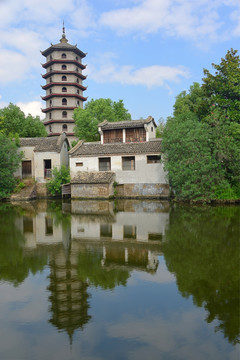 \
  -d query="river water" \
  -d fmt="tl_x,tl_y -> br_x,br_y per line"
0,200 -> 239,360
